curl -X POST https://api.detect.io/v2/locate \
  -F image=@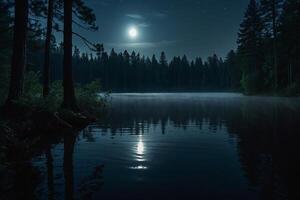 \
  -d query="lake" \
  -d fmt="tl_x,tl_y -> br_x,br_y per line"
13,93 -> 300,199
